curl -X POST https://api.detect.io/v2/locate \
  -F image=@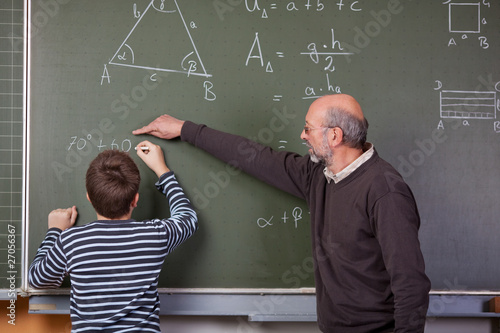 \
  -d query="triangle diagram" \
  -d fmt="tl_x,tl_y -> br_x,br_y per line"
109,0 -> 211,78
